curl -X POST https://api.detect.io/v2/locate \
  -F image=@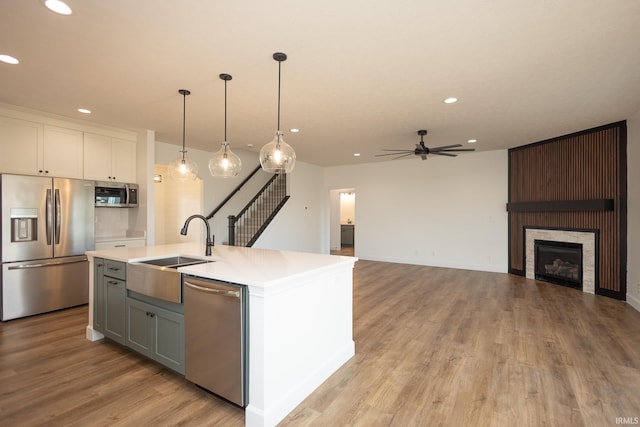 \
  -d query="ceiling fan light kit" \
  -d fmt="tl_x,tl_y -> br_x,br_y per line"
376,129 -> 475,161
